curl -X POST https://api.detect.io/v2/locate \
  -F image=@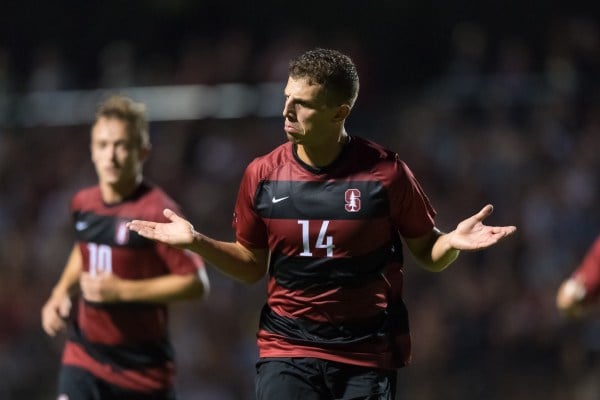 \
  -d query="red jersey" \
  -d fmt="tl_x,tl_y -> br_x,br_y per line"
233,136 -> 436,370
62,181 -> 204,393
573,236 -> 600,302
